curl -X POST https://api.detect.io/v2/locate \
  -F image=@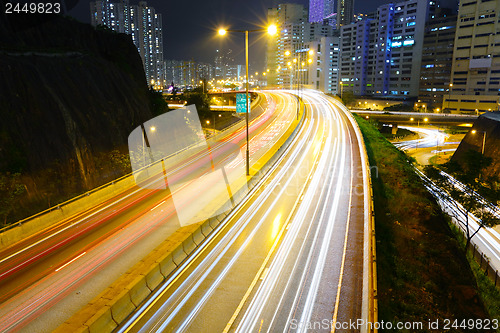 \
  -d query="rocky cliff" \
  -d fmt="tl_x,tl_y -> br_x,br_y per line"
0,14 -> 153,222
451,111 -> 500,180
